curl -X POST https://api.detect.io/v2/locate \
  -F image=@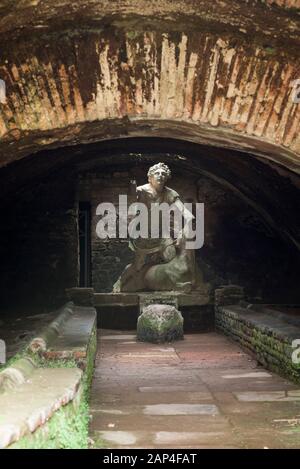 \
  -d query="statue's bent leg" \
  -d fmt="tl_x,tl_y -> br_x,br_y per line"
144,252 -> 190,291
